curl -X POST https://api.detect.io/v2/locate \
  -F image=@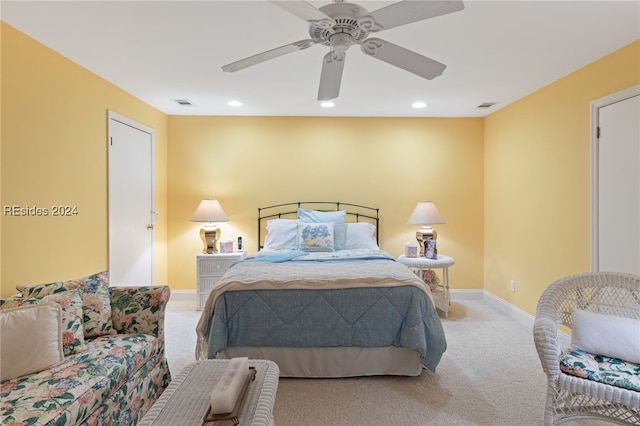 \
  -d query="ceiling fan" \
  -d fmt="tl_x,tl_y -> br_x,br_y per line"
222,0 -> 465,101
